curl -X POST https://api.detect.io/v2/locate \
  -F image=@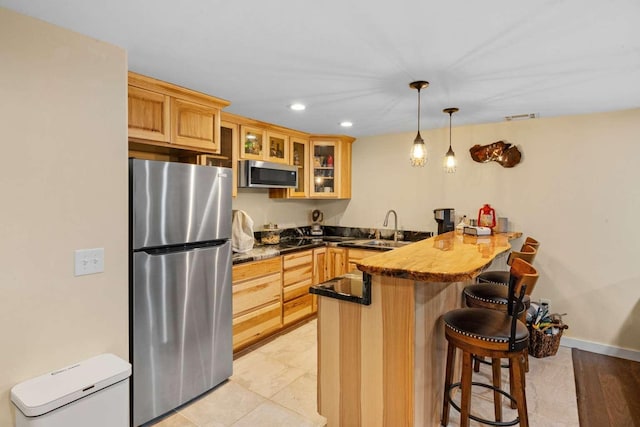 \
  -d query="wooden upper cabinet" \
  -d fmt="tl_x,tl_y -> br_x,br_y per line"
127,72 -> 229,153
239,125 -> 266,160
127,86 -> 170,142
171,98 -> 220,151
239,126 -> 289,164
309,136 -> 355,199
288,136 -> 310,197
266,131 -> 289,164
